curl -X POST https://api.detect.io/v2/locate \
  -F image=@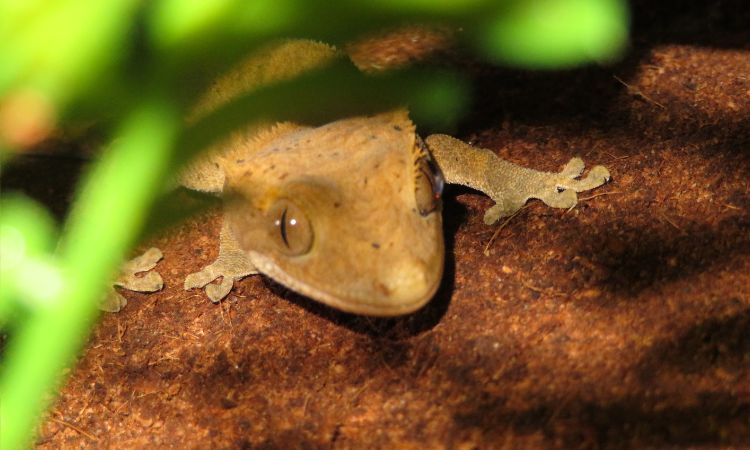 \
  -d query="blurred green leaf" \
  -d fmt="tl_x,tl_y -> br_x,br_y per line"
0,195 -> 59,325
182,61 -> 469,163
0,0 -> 139,106
477,0 -> 629,68
0,96 -> 181,450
